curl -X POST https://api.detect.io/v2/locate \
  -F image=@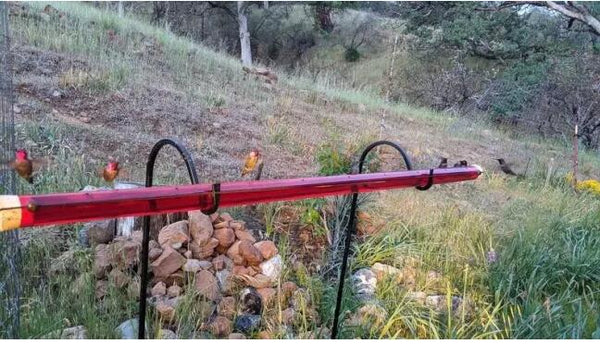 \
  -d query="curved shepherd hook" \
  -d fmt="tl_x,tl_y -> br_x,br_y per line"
331,140 -> 433,339
138,138 -> 219,339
